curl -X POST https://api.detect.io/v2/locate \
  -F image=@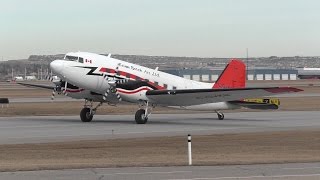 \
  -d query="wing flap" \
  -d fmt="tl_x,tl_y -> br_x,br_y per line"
146,87 -> 302,106
229,101 -> 279,110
